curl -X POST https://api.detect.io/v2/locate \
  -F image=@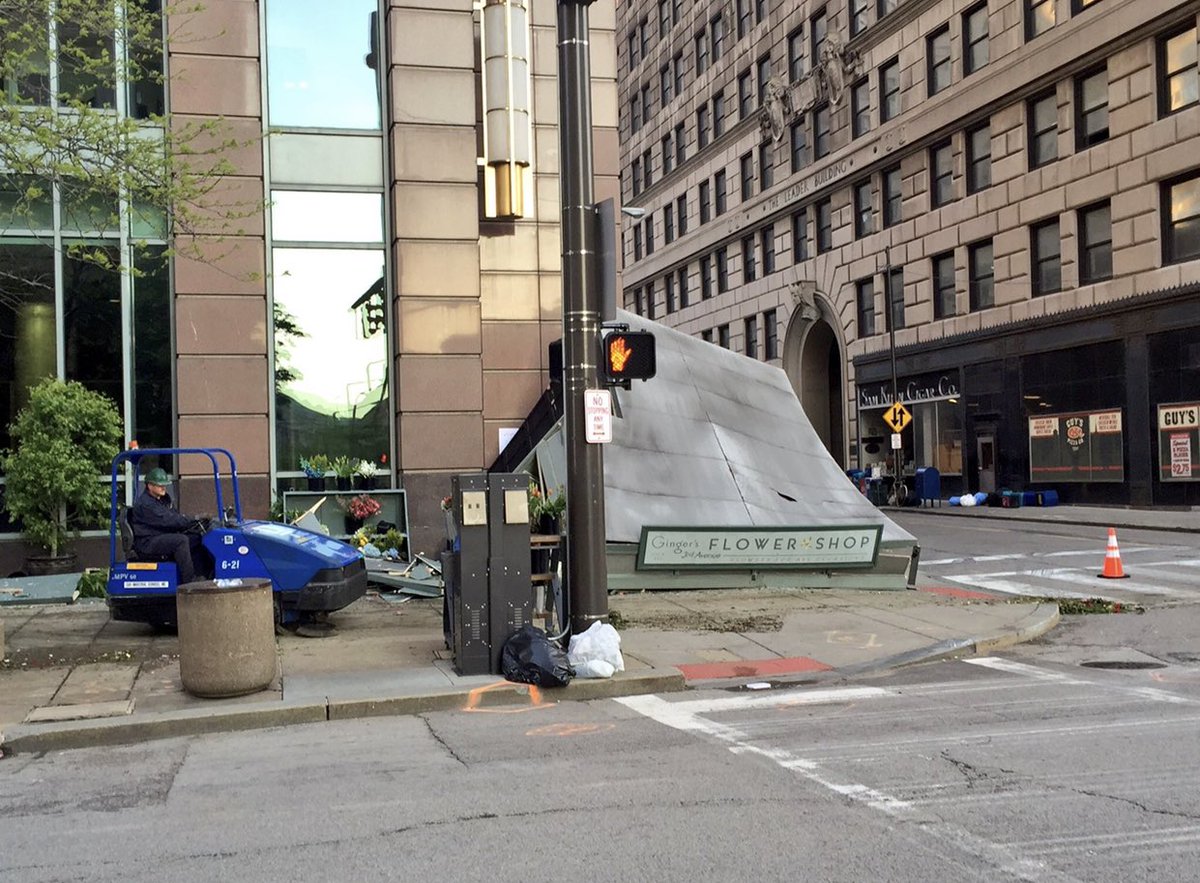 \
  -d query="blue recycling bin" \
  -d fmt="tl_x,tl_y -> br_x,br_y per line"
914,467 -> 941,506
